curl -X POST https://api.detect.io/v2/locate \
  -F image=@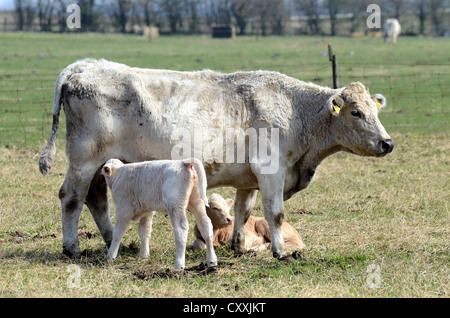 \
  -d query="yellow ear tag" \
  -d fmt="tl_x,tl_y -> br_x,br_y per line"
375,101 -> 382,109
332,104 -> 341,115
